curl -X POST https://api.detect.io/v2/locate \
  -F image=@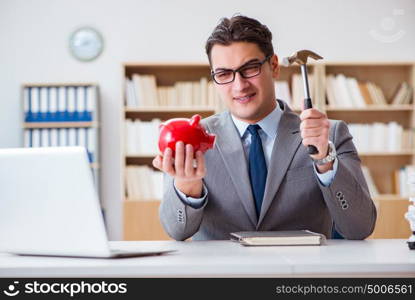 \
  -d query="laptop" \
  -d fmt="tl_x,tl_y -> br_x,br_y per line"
0,146 -> 175,258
